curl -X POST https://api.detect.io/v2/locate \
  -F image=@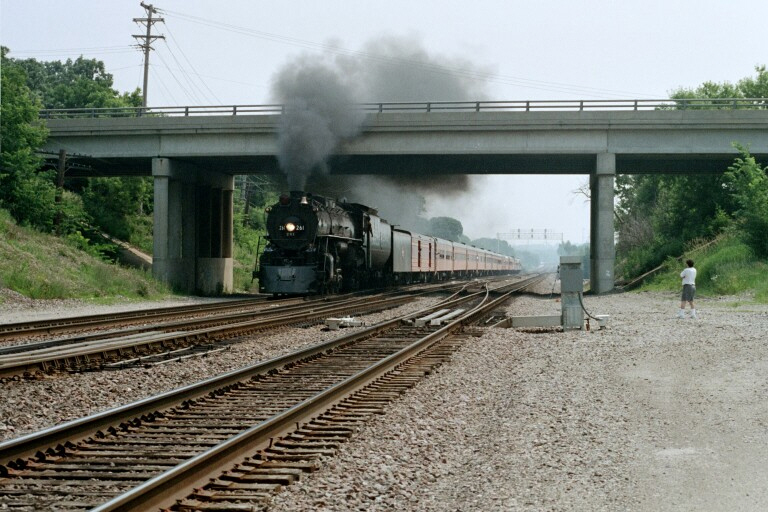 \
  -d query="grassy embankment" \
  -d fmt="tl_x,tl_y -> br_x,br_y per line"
0,208 -> 262,303
0,209 -> 171,304
637,234 -> 768,303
